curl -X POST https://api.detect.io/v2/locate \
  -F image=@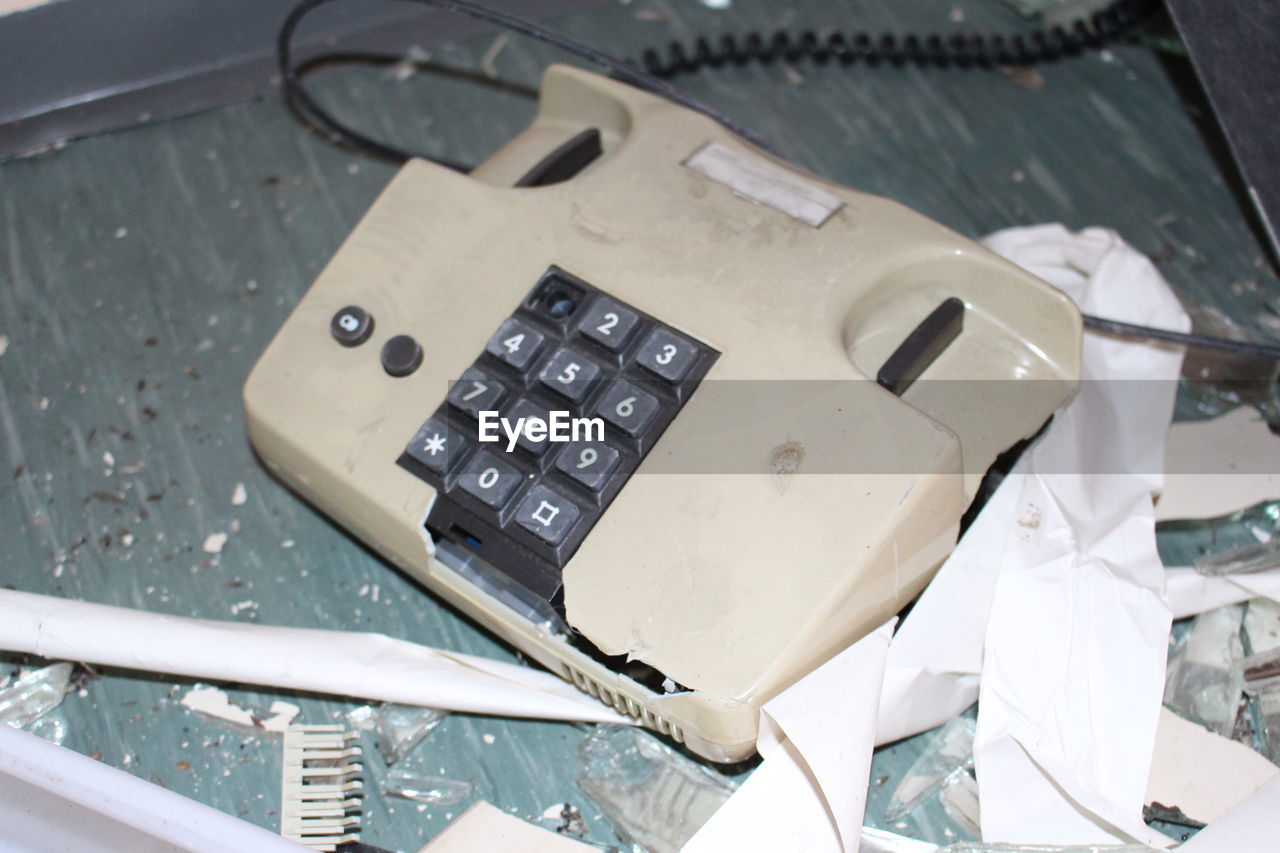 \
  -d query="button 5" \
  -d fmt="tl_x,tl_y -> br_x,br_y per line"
538,346 -> 602,403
